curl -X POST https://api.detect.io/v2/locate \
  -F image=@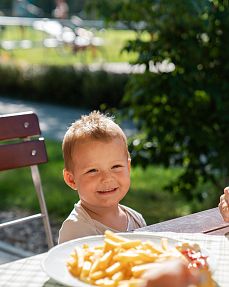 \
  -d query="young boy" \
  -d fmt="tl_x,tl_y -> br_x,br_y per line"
58,111 -> 146,244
